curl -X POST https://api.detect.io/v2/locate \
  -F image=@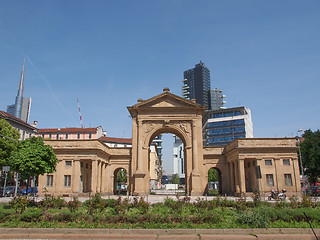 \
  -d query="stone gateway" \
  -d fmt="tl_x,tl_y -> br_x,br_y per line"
39,89 -> 301,196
